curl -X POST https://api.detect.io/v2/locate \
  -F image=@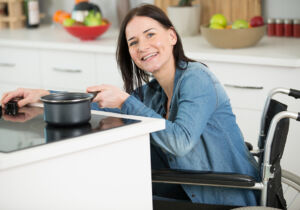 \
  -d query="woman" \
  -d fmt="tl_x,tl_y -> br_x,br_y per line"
1,4 -> 259,206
